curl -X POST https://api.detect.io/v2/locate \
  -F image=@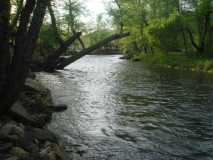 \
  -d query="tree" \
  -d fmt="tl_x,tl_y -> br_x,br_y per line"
63,0 -> 85,48
108,0 -> 213,56
56,32 -> 130,70
183,0 -> 213,55
0,0 -> 51,114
